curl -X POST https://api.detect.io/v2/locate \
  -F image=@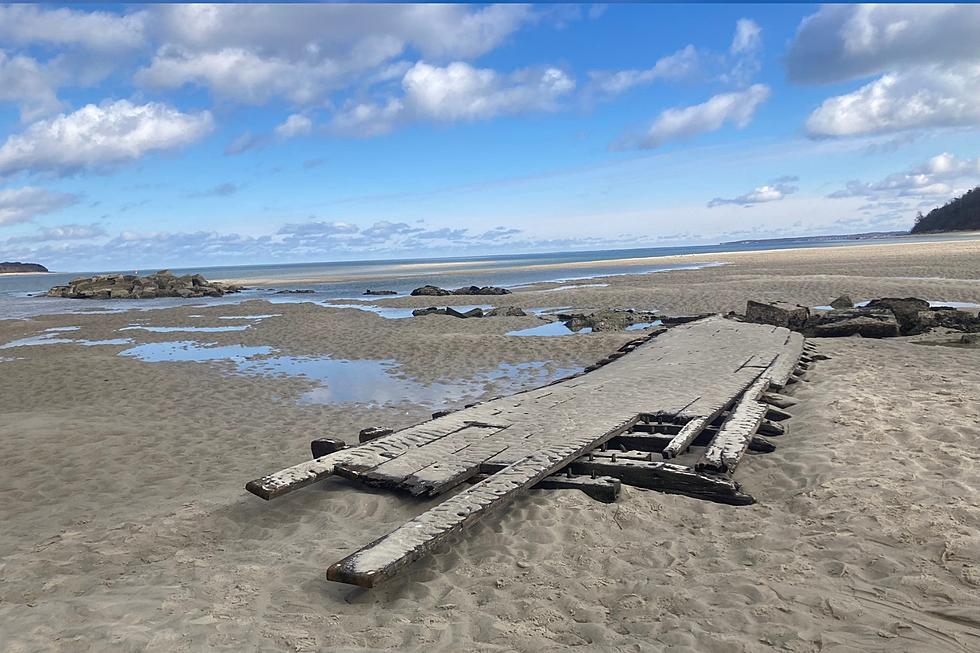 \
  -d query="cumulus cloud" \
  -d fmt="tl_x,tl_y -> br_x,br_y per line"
0,5 -> 146,52
805,65 -> 980,138
331,62 -> 574,135
136,5 -> 535,107
585,45 -> 699,99
621,84 -> 770,150
0,186 -> 79,226
0,100 -> 213,177
708,176 -> 798,208
828,152 -> 980,201
274,114 -> 313,140
0,51 -> 65,121
786,5 -> 980,85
